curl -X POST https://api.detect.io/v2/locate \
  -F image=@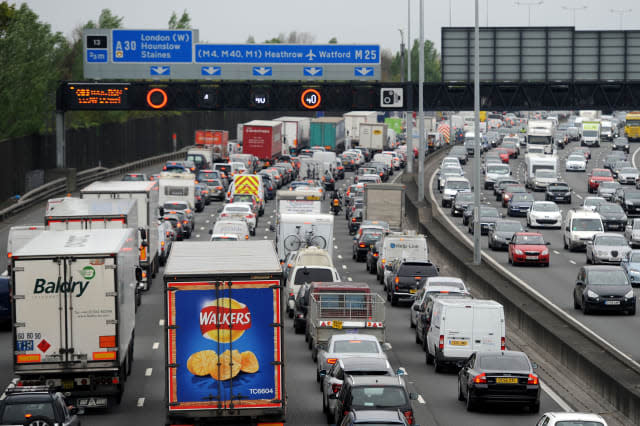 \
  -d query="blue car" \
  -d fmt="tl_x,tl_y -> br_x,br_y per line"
259,174 -> 276,200
621,249 -> 640,287
507,193 -> 535,217
0,277 -> 10,327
